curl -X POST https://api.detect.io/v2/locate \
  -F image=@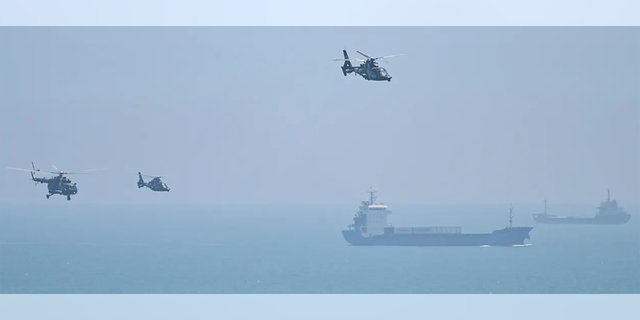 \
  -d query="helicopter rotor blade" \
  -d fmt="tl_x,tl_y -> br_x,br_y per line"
332,58 -> 366,62
47,166 -> 107,175
372,54 -> 405,60
143,174 -> 164,178
356,51 -> 372,59
7,167 -> 37,172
